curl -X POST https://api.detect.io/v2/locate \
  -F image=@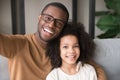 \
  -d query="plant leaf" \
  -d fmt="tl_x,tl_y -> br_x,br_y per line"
104,0 -> 120,15
96,15 -> 118,31
95,11 -> 110,16
97,28 -> 120,38
104,0 -> 115,9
